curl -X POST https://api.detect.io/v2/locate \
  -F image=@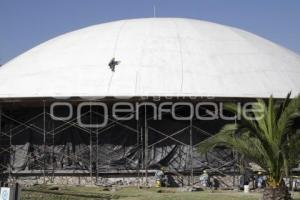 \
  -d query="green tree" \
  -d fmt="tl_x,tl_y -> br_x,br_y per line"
198,93 -> 300,200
